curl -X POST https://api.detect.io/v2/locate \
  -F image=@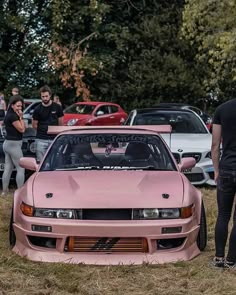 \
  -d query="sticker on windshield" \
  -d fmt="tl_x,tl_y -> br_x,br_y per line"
105,144 -> 117,157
